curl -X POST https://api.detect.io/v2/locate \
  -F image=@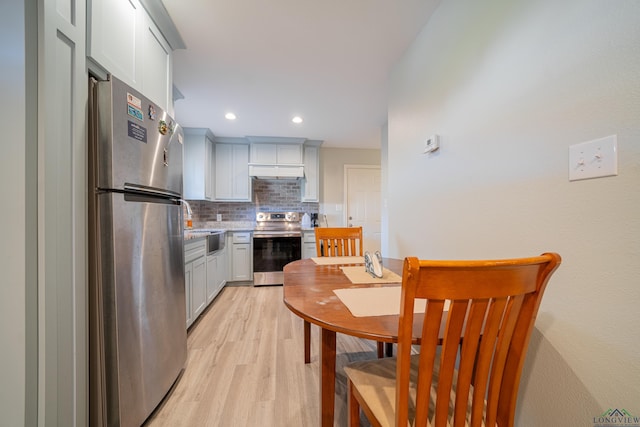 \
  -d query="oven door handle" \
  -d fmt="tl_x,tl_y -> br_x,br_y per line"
253,233 -> 302,238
